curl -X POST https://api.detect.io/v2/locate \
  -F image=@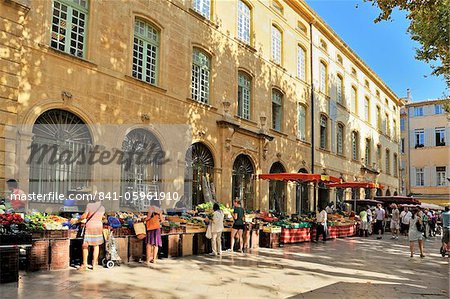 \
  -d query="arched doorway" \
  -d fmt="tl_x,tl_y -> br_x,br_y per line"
386,189 -> 391,196
184,142 -> 215,208
232,154 -> 255,210
120,128 -> 163,211
295,168 -> 308,213
269,162 -> 286,213
29,109 -> 92,200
